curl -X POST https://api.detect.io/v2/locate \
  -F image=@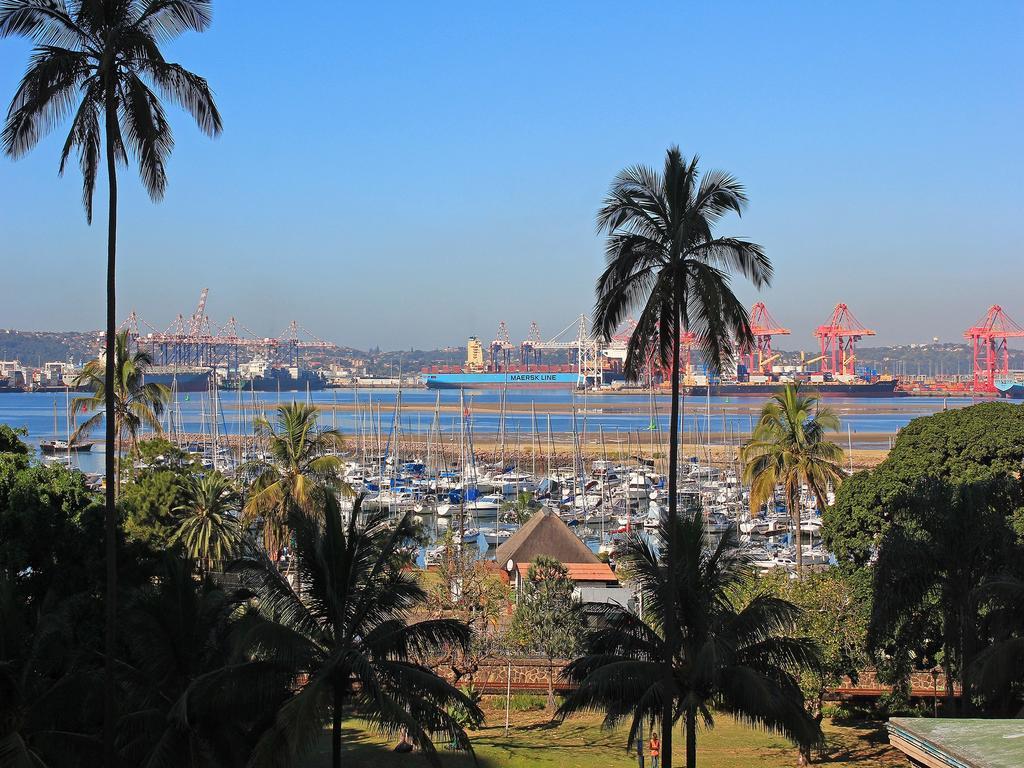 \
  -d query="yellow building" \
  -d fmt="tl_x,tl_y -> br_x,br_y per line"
466,336 -> 485,372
